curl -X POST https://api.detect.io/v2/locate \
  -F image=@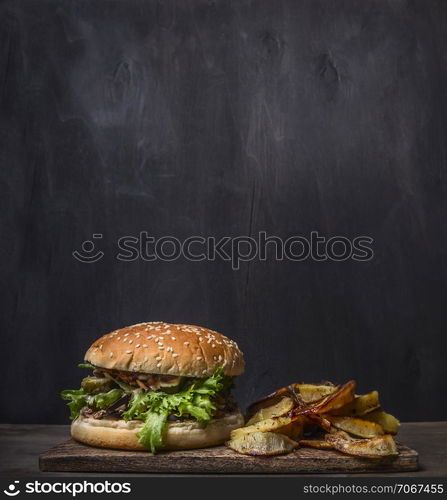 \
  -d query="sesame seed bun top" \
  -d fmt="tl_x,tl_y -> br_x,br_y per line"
84,322 -> 245,378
